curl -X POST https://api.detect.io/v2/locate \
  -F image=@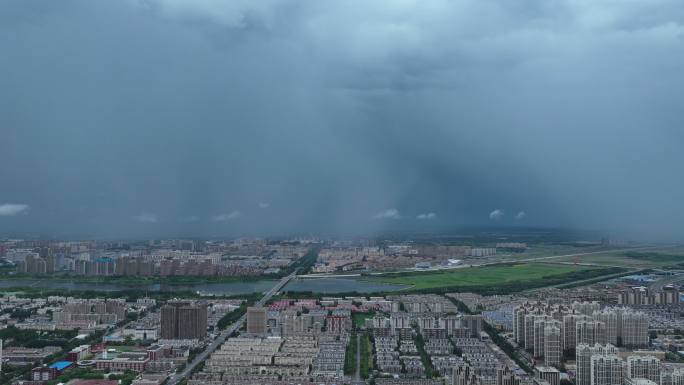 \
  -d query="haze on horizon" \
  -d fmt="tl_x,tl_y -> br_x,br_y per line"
1,0 -> 683,240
